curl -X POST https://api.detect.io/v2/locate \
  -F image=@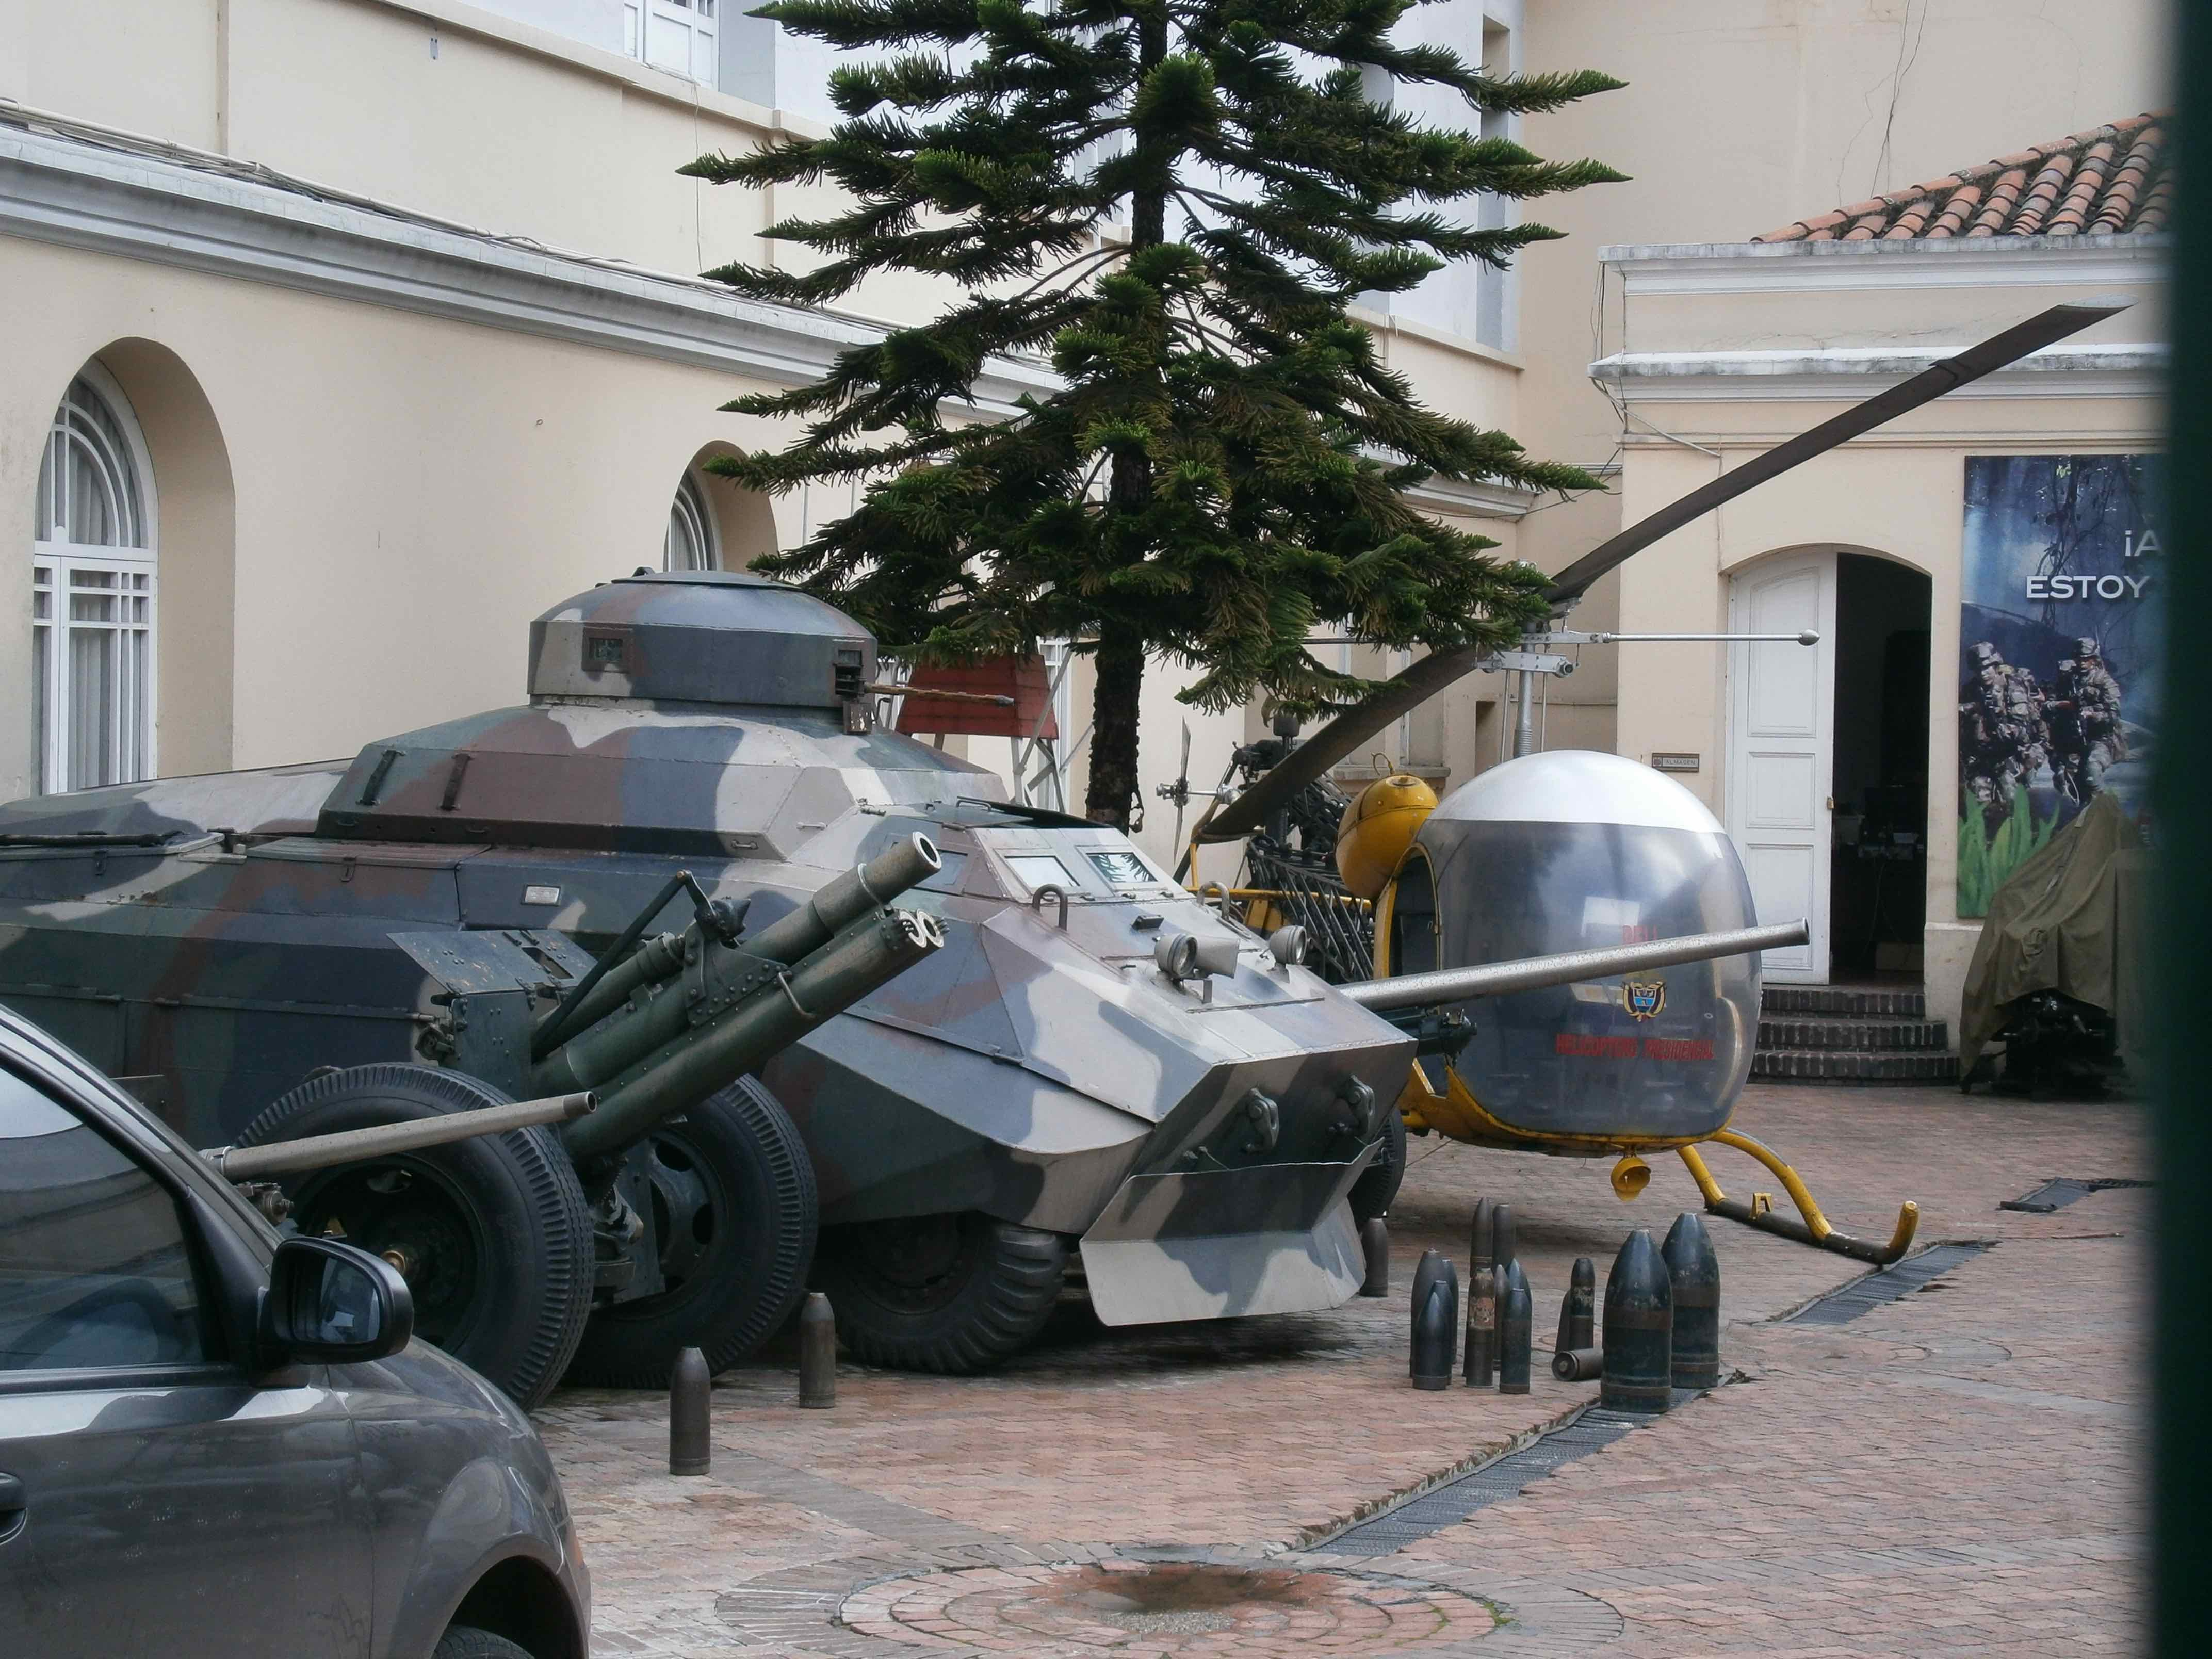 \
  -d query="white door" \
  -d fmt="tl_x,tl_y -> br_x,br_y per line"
1726,550 -> 1835,982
